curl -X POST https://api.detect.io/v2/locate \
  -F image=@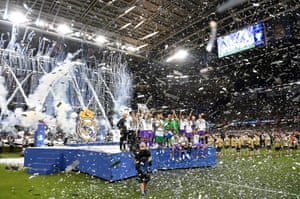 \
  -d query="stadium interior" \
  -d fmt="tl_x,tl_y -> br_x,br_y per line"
0,0 -> 299,124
